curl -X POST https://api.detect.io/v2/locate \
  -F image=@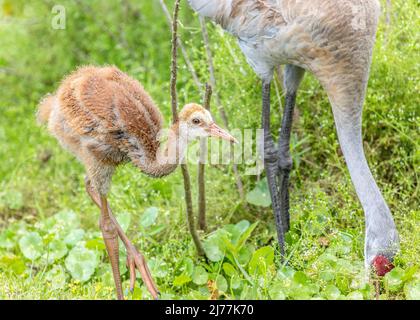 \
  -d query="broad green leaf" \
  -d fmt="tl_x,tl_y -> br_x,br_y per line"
85,238 -> 106,251
0,254 -> 25,274
173,273 -> 191,286
235,220 -> 250,235
54,210 -> 80,229
237,244 -> 253,265
269,282 -> 286,300
335,244 -> 352,255
319,269 -> 335,281
100,270 -> 114,287
140,207 -> 158,228
239,284 -> 251,300
116,212 -> 131,233
404,280 -> 420,300
288,282 -> 319,300
293,271 -> 310,285
349,273 -> 367,291
118,251 -> 127,275
65,246 -> 99,282
384,267 -> 405,292
402,266 -> 419,282
221,235 -> 237,254
347,291 -> 364,300
148,224 -> 166,236
7,222 -> 27,239
0,190 -> 23,210
236,221 -> 258,251
182,257 -> 194,277
223,262 -> 237,277
286,272 -> 319,299
228,220 -> 251,245
19,232 -> 43,260
335,274 -> 351,292
0,230 -> 15,249
187,290 -> 208,300
230,274 -> 242,290
338,231 -> 353,243
203,240 -> 224,262
64,229 -> 85,247
43,239 -> 68,263
150,180 -> 172,199
45,265 -> 67,289
323,284 -> 341,300
277,266 -> 295,279
285,231 -> 300,246
306,213 -> 329,236
40,210 -> 80,239
240,283 -> 260,299
192,266 -> 208,285
316,253 -> 338,267
203,229 -> 230,262
96,264 -> 114,287
248,246 -> 274,275
159,293 -> 175,300
246,178 -> 271,207
335,258 -> 355,274
359,282 -> 374,299
148,258 -> 169,278
215,275 -> 228,292
131,286 -> 143,300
